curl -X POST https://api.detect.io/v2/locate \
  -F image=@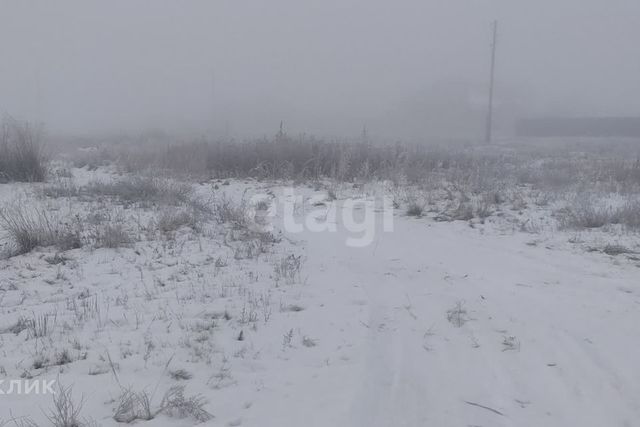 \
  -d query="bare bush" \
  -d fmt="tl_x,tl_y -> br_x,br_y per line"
0,118 -> 47,183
